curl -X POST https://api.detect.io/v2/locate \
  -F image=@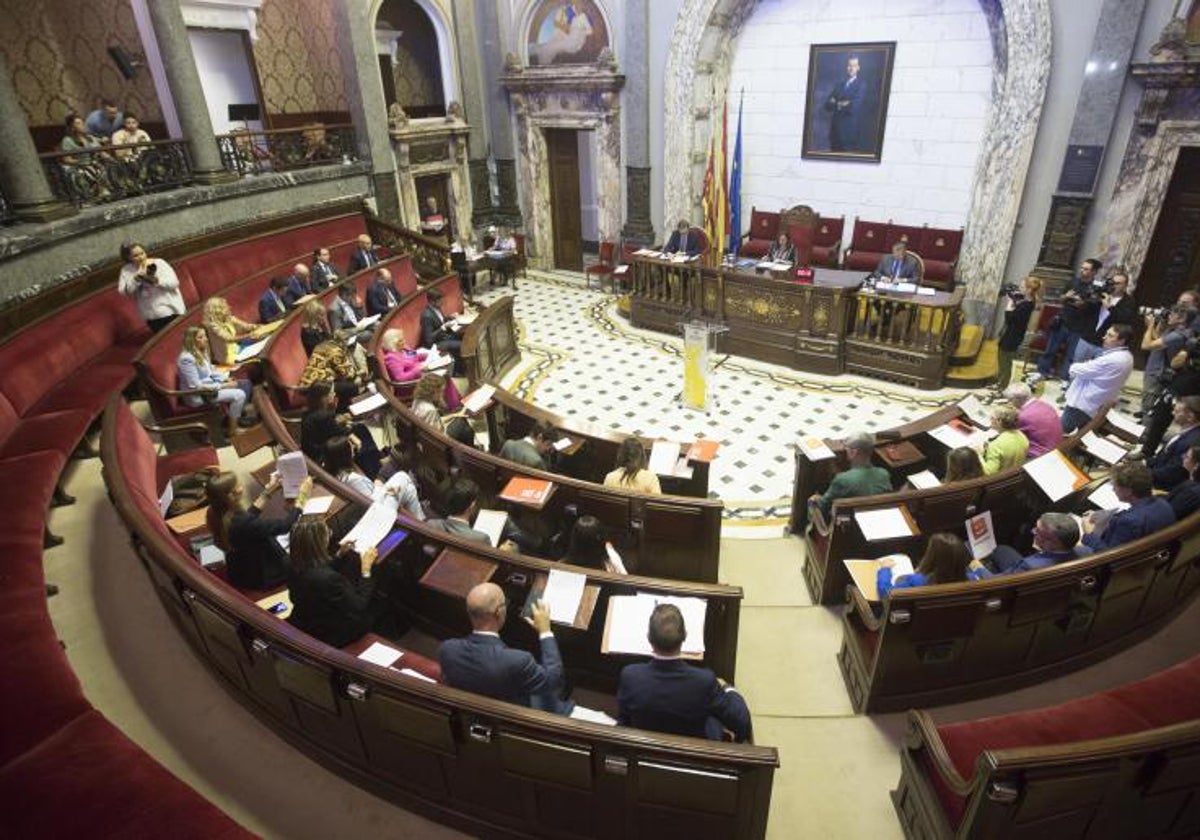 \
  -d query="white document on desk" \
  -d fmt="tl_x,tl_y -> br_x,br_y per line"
1081,431 -> 1128,465
605,543 -> 628,575
462,384 -> 496,414
235,336 -> 271,362
607,593 -> 707,656
399,667 -> 436,683
349,391 -> 387,417
649,440 -> 681,475
158,480 -> 174,518
1023,451 -> 1081,502
1088,481 -> 1130,511
552,437 -> 573,452
1106,410 -> 1145,439
356,314 -> 381,330
358,641 -> 404,668
798,436 -> 836,461
276,451 -> 308,498
198,544 -> 225,568
302,495 -> 334,515
854,508 -> 915,541
927,423 -> 976,450
957,395 -> 992,428
341,502 -> 397,549
472,509 -> 507,547
543,569 -> 587,625
908,470 -> 942,490
570,706 -> 617,725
